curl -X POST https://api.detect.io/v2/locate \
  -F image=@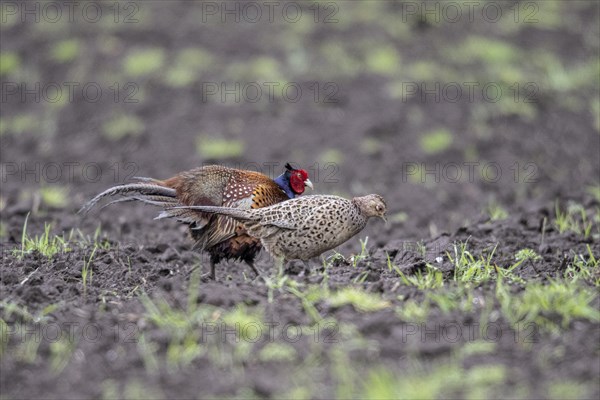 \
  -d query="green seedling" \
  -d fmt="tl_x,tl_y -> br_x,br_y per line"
554,201 -> 597,238
196,135 -> 245,160
419,128 -> 453,154
319,148 -> 344,165
350,236 -> 370,267
448,241 -> 498,284
515,249 -> 541,262
501,248 -> 542,278
74,225 -> 111,250
0,51 -> 20,76
258,343 -> 298,362
287,285 -> 322,324
390,254 -> 444,289
39,186 -> 69,208
565,245 -> 599,285
587,184 -> 600,203
81,246 -> 97,297
138,272 -> 210,371
263,272 -> 289,304
497,276 -> 599,331
50,39 -> 80,63
49,337 -> 77,375
221,305 -> 266,341
352,271 -> 370,284
123,380 -> 163,400
165,47 -> 215,87
328,287 -> 389,312
15,215 -> 71,259
136,334 -> 160,374
14,336 -> 41,364
427,286 -> 475,314
547,381 -> 592,400
486,201 -> 508,221
396,299 -> 430,323
102,114 -> 144,140
364,45 -> 401,75
124,48 -> 165,76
